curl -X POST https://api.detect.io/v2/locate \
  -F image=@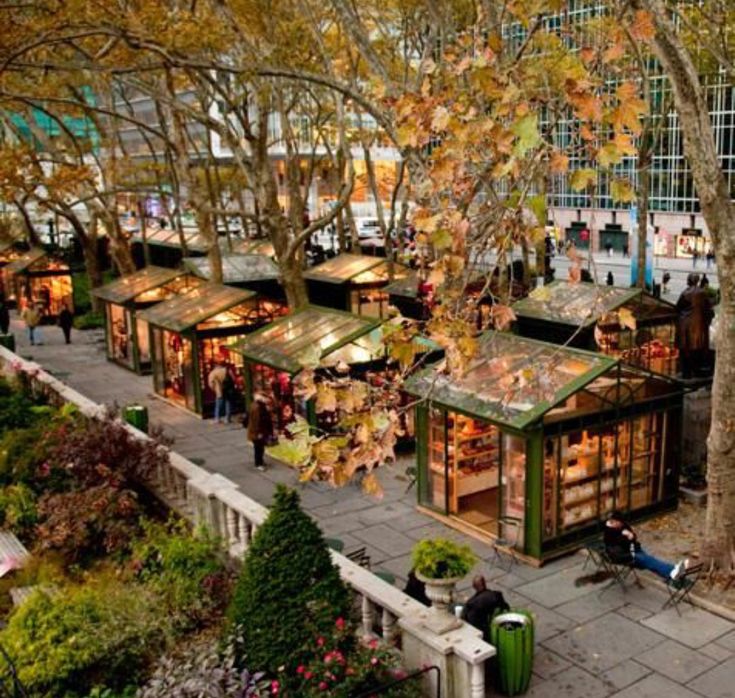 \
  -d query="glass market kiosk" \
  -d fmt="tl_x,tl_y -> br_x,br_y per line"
512,281 -> 680,377
405,331 -> 683,563
305,254 -> 407,319
2,248 -> 73,319
183,254 -> 283,299
137,283 -> 286,417
91,266 -> 200,374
